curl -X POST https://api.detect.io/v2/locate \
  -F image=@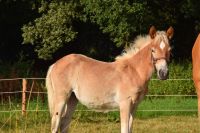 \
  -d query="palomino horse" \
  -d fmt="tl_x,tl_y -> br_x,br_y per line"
46,26 -> 174,133
192,34 -> 200,119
